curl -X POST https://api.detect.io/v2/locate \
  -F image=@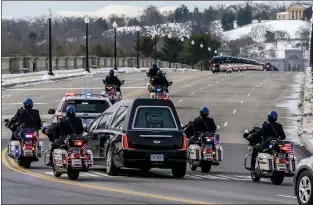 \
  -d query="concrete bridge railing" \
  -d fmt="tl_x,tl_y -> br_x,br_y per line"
1,56 -> 192,74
